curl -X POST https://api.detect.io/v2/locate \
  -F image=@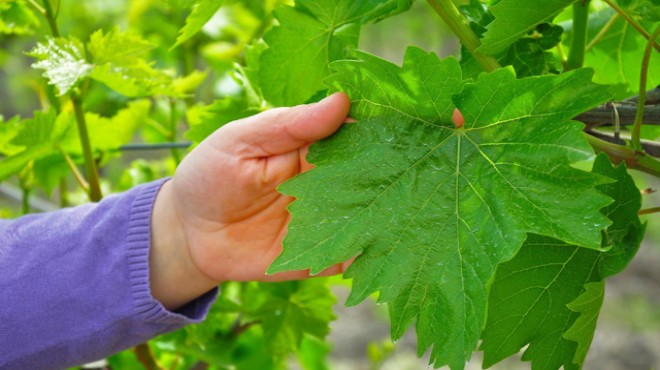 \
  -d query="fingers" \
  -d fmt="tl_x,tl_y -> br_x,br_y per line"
220,92 -> 351,158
